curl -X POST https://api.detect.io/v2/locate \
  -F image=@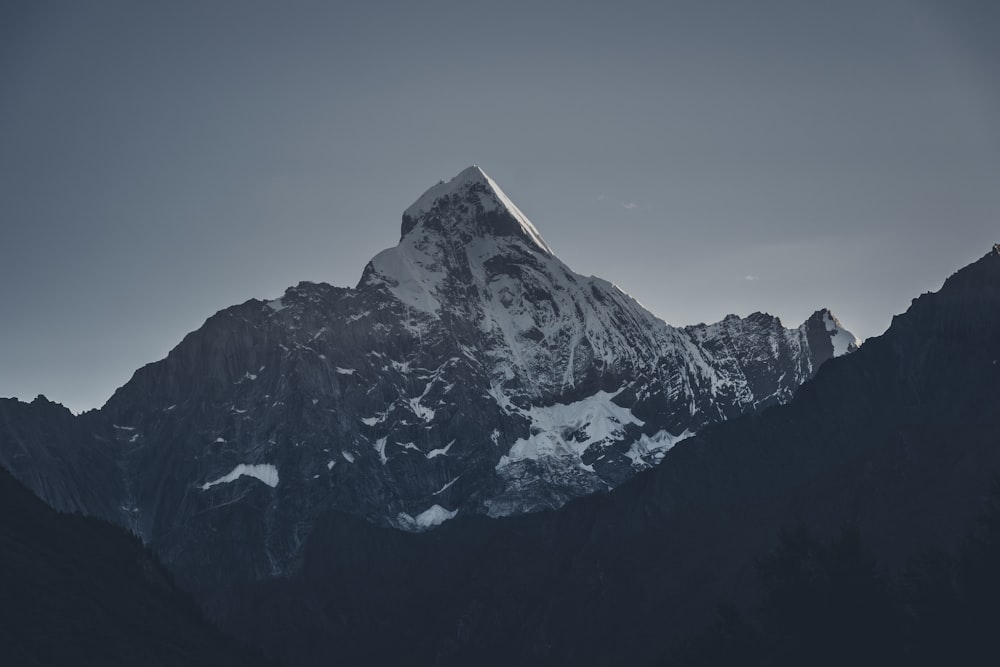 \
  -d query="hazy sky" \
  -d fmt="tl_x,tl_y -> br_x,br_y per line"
2,0 -> 998,413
